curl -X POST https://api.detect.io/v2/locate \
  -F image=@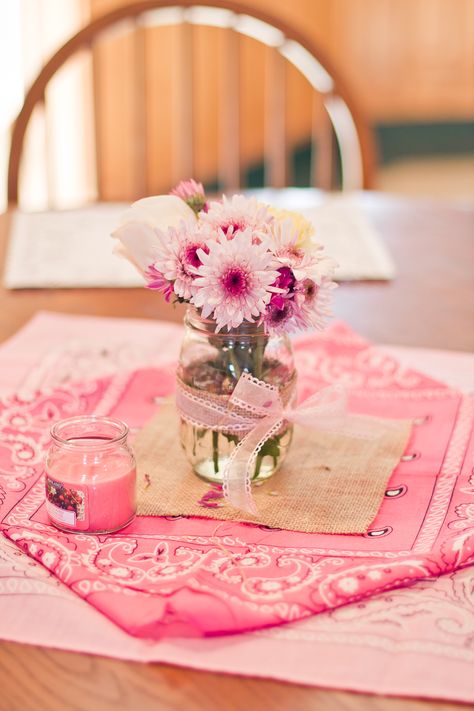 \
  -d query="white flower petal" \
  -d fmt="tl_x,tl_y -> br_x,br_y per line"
112,221 -> 159,275
112,195 -> 197,275
119,195 -> 195,229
